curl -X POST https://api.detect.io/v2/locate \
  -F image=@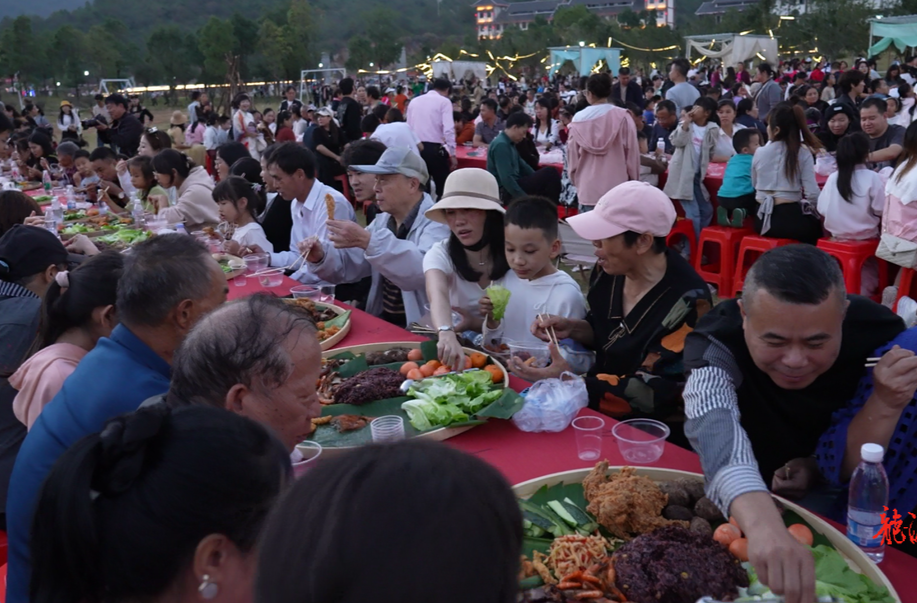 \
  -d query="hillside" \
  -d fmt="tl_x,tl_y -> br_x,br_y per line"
0,0 -> 71,18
